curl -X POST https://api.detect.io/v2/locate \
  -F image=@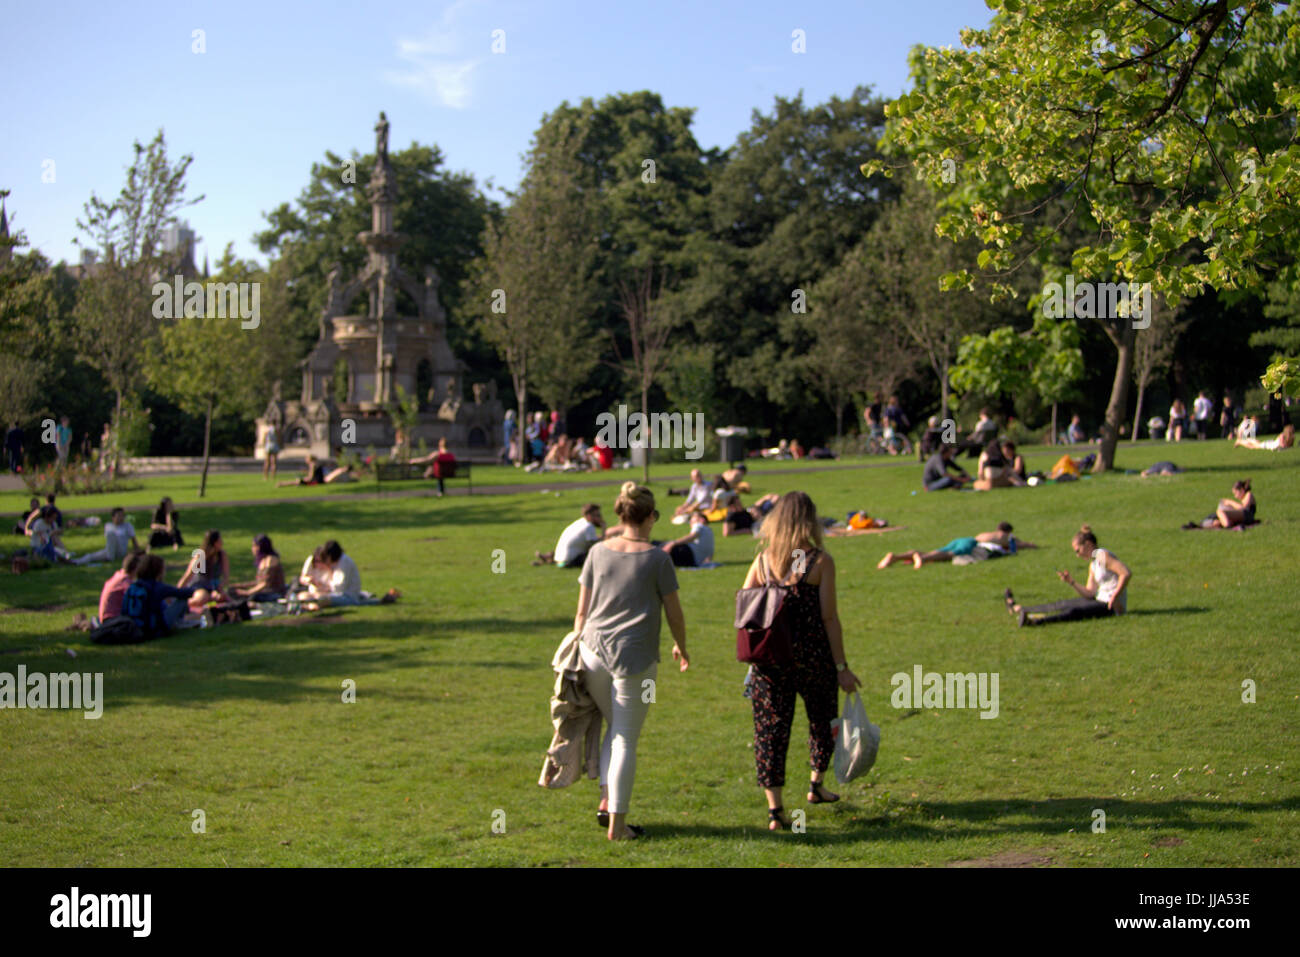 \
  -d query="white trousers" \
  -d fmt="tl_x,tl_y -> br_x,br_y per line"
579,642 -> 656,815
